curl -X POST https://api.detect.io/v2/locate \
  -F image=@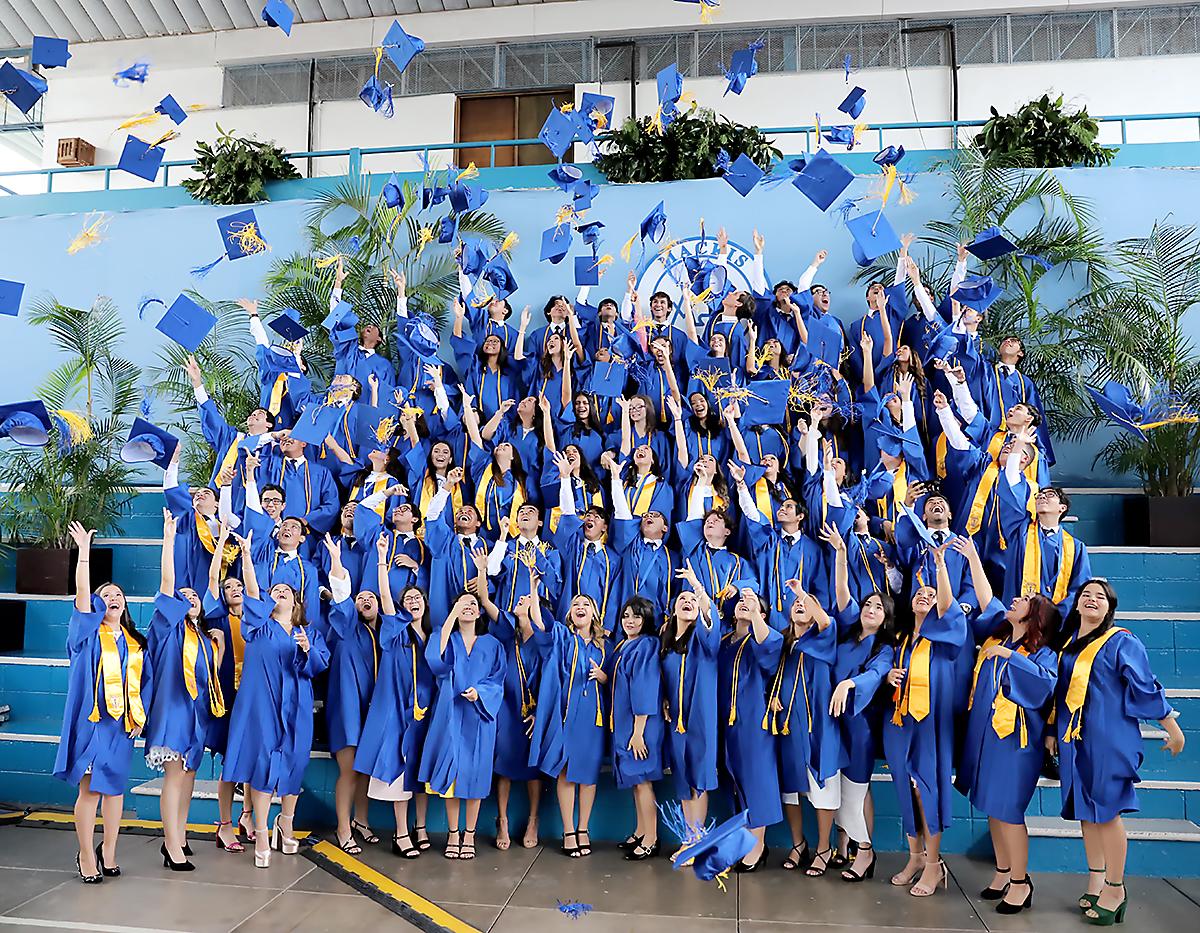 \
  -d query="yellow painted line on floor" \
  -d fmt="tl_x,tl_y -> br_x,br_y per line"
20,809 -> 311,839
308,839 -> 482,933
